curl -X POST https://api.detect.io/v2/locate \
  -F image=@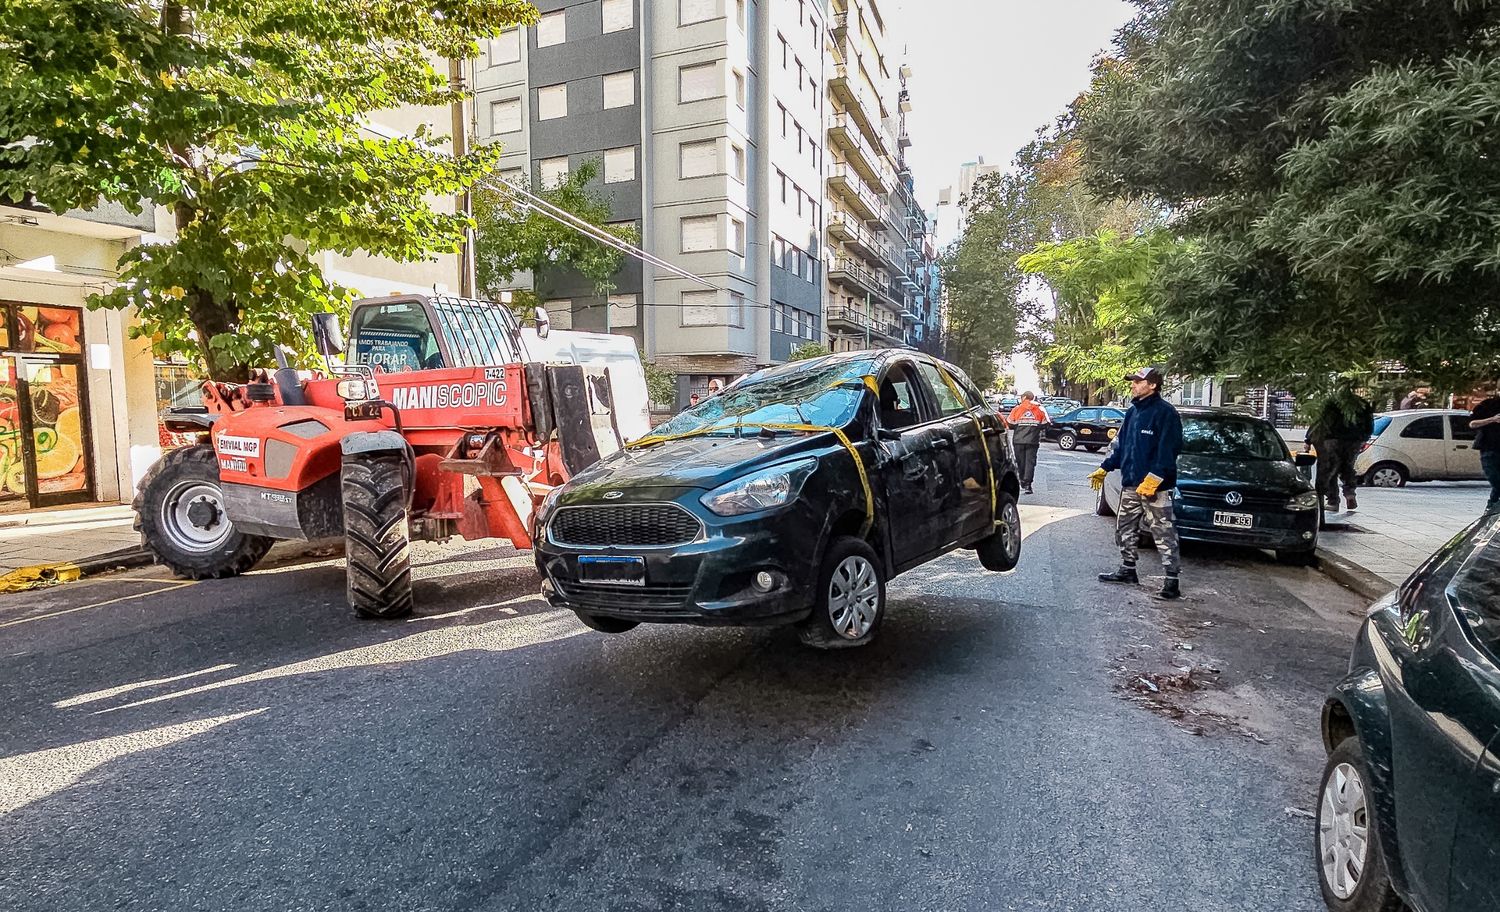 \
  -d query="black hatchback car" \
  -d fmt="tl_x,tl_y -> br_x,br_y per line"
534,351 -> 1023,648
1316,512 -> 1500,912
1043,405 -> 1126,451
1098,407 -> 1321,563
